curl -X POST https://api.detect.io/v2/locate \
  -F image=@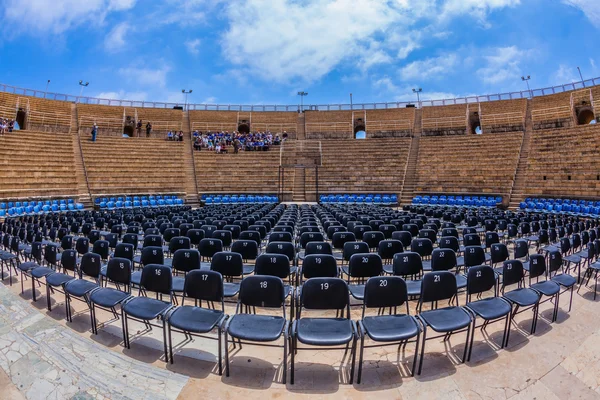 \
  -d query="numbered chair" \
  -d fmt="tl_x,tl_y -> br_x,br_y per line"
166,270 -> 227,373
171,249 -> 201,297
343,242 -> 369,266
44,249 -> 78,312
416,271 -> 473,375
291,278 -> 357,384
501,260 -> 541,335
122,264 -> 174,362
210,251 -> 244,298
527,254 -> 561,323
343,253 -> 383,302
89,257 -> 133,335
464,266 -> 512,352
224,276 -> 289,383
298,254 -> 338,285
64,253 -> 102,323
386,252 -> 424,298
357,276 -> 421,383
230,240 -> 259,275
